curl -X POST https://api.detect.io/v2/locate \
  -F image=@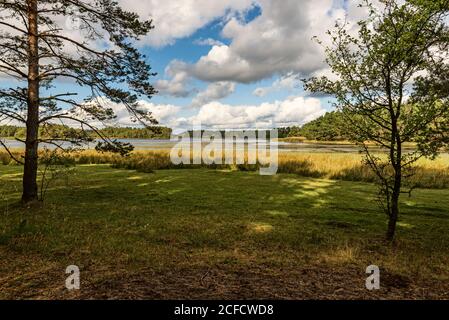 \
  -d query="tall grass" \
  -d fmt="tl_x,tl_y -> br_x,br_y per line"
1,149 -> 448,188
277,153 -> 449,188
